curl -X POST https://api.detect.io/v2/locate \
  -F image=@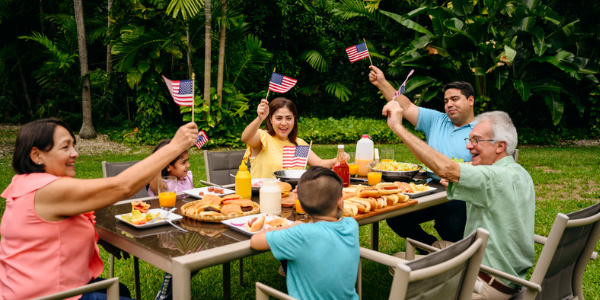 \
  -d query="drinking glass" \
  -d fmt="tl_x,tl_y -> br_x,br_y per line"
347,152 -> 358,176
158,176 -> 177,210
381,149 -> 394,162
367,169 -> 382,186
